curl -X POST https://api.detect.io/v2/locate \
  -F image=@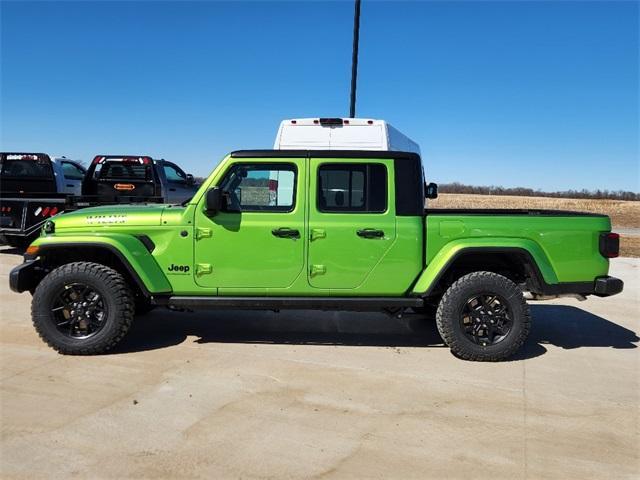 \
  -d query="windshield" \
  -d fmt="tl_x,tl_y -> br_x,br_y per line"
94,161 -> 153,181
